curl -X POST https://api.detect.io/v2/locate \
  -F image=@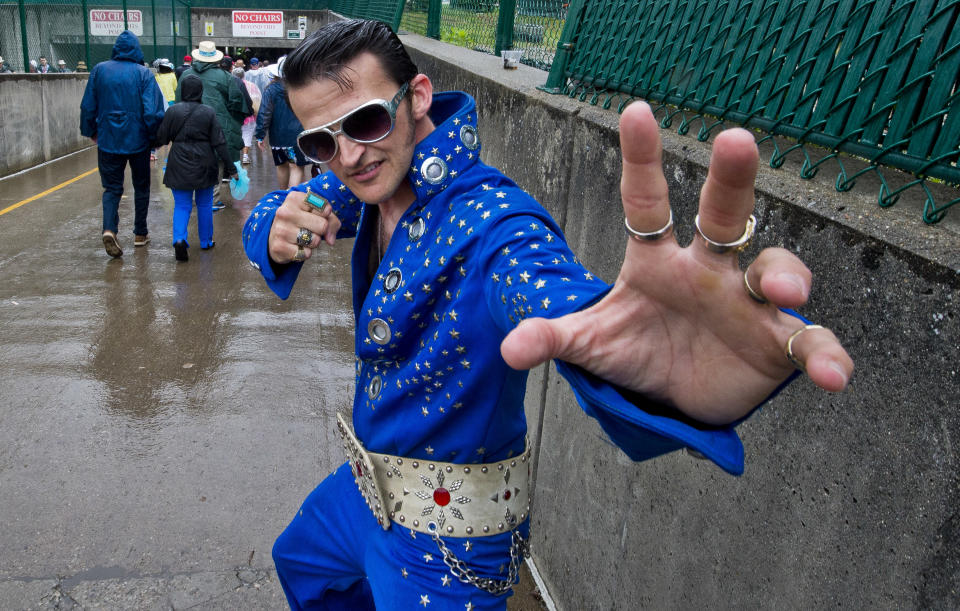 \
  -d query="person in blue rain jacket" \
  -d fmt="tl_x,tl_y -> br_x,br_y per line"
242,19 -> 854,611
80,30 -> 166,257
